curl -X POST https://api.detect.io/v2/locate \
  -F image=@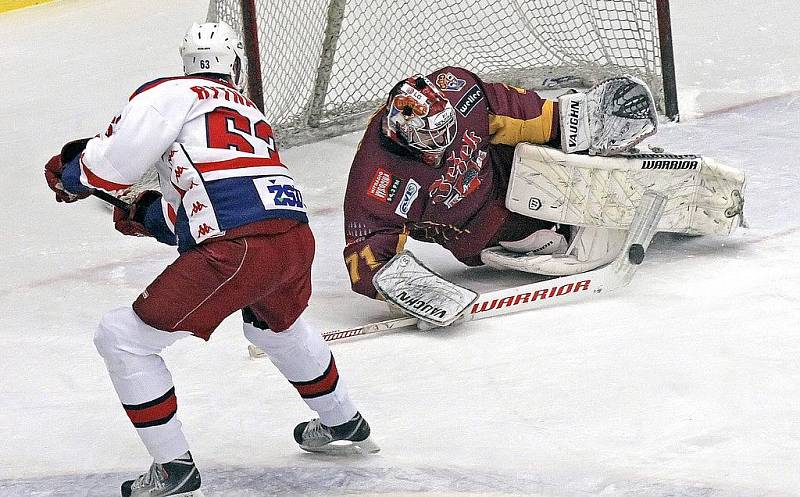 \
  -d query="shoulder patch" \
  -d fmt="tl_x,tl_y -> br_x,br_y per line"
455,84 -> 484,116
435,72 -> 467,92
367,167 -> 403,203
395,179 -> 421,219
